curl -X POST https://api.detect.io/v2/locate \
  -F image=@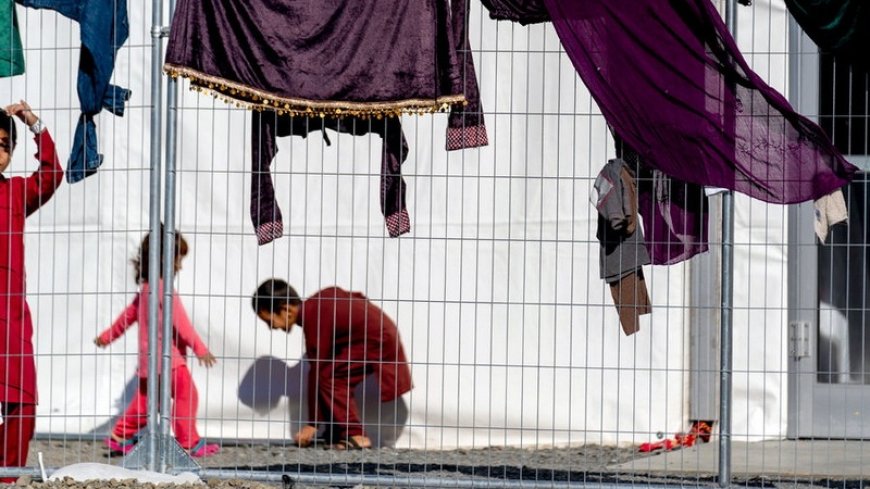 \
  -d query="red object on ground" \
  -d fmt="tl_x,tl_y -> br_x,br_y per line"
638,421 -> 713,453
